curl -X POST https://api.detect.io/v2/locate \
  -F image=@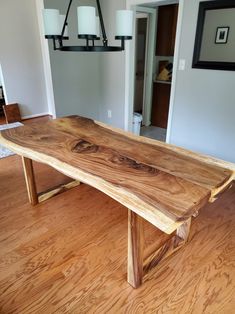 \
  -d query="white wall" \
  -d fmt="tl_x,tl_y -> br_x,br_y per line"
126,0 -> 235,163
44,0 -> 126,128
42,0 -> 235,163
99,0 -> 126,129
169,0 -> 235,163
0,0 -> 49,118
